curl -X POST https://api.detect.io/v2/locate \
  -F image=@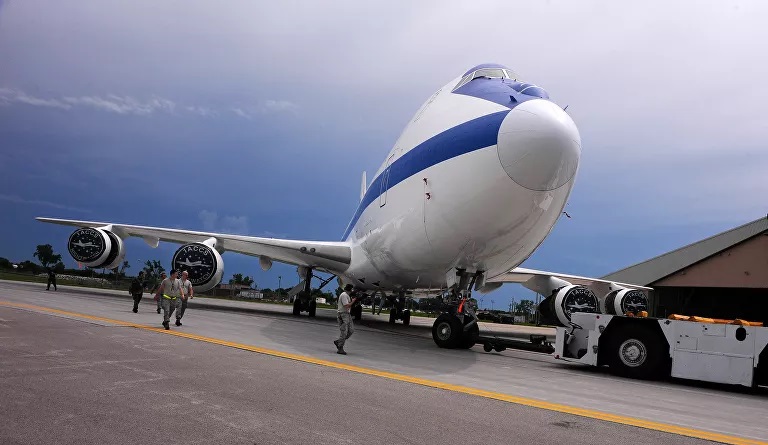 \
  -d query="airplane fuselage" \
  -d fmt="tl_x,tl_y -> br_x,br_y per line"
340,64 -> 581,292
